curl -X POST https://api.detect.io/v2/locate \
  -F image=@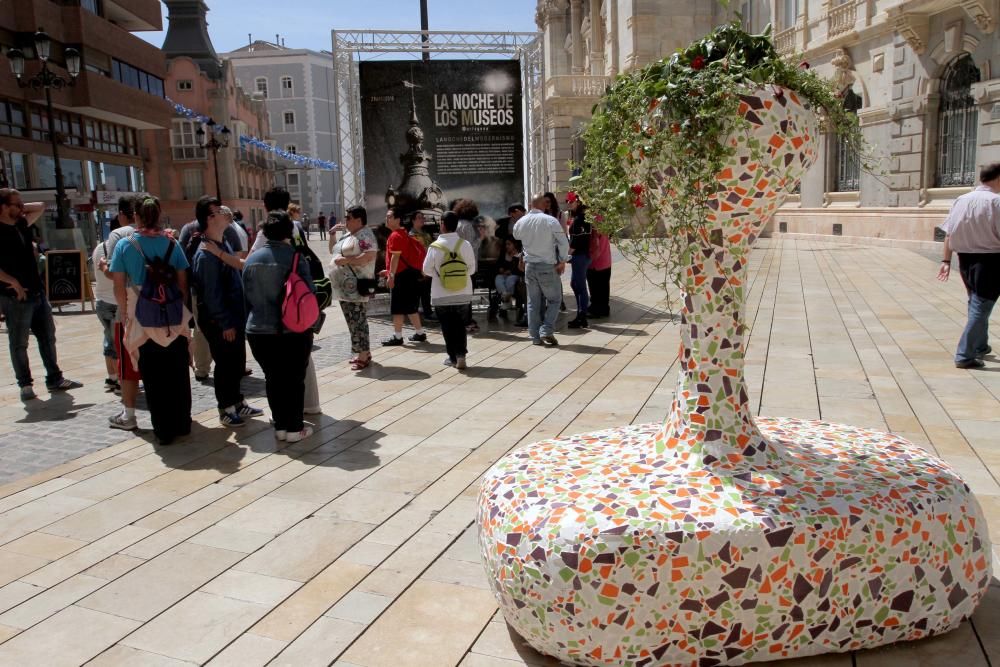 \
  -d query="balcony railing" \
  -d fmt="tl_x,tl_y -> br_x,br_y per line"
775,27 -> 797,55
828,2 -> 857,37
546,75 -> 612,99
